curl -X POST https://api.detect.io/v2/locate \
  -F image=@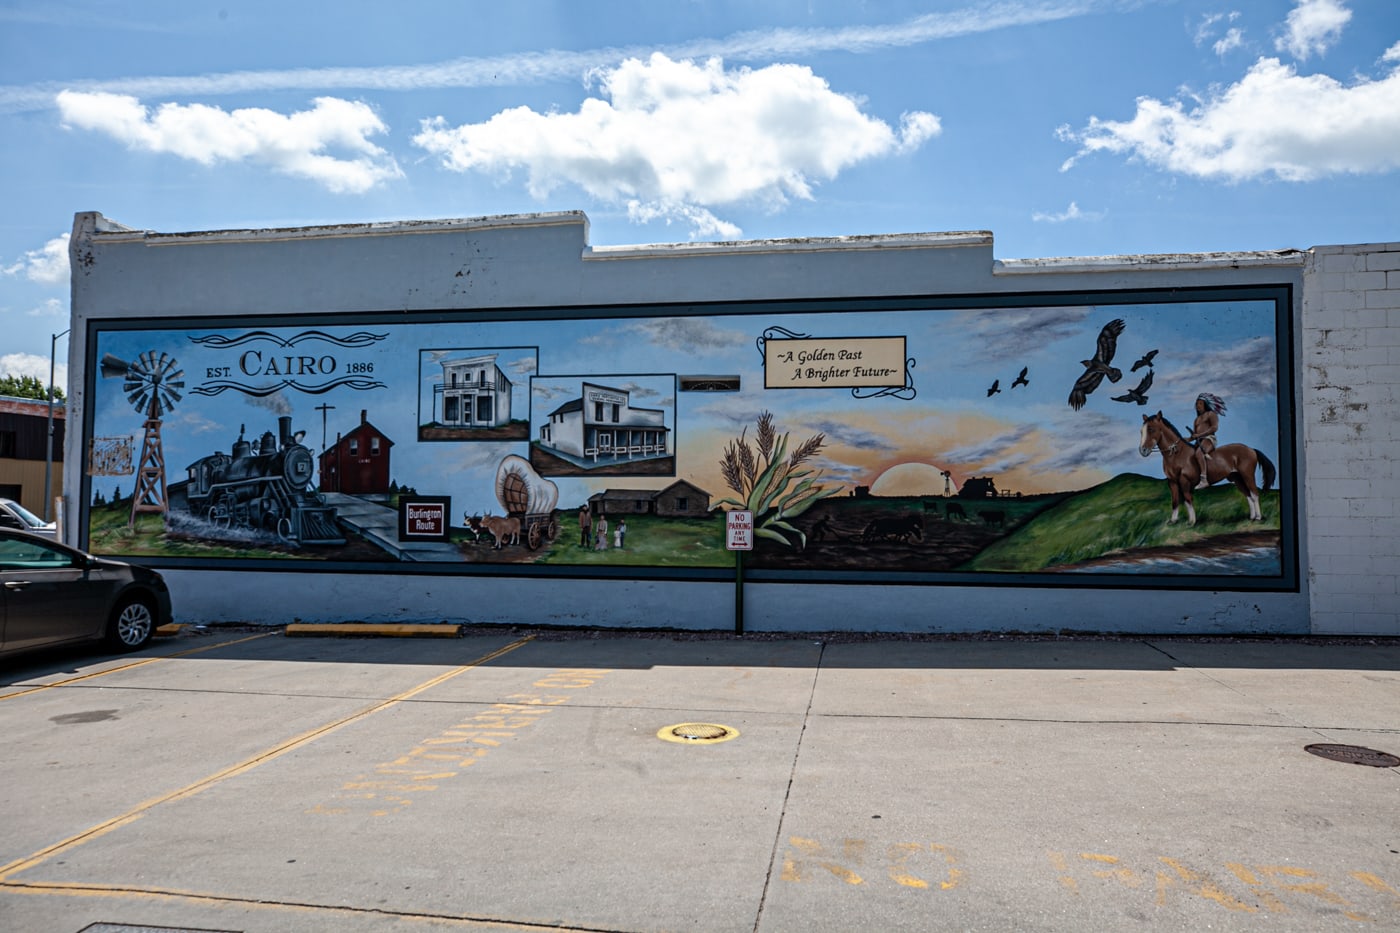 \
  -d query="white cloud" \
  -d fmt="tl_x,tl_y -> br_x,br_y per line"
413,54 -> 940,236
56,92 -> 403,193
1275,0 -> 1351,61
1031,201 -> 1105,223
1214,28 -> 1245,57
1,351 -> 66,388
626,200 -> 742,239
27,298 -> 65,318
1194,11 -> 1243,51
1060,56 -> 1400,181
3,233 -> 69,284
